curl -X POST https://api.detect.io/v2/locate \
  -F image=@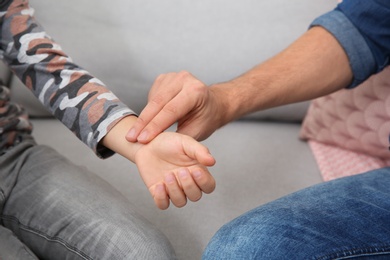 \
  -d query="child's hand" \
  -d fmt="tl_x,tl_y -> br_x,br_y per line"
101,116 -> 215,210
134,132 -> 216,210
